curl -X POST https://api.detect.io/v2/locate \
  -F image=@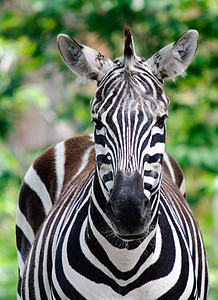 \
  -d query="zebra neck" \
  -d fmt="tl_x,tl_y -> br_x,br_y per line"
84,207 -> 161,274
